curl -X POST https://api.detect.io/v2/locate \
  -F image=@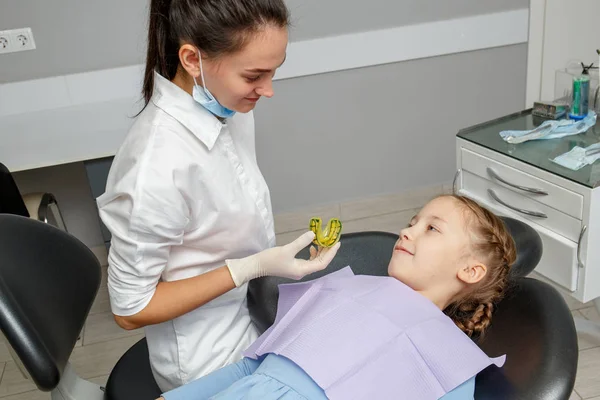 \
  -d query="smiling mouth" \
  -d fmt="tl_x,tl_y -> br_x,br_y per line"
394,245 -> 413,255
